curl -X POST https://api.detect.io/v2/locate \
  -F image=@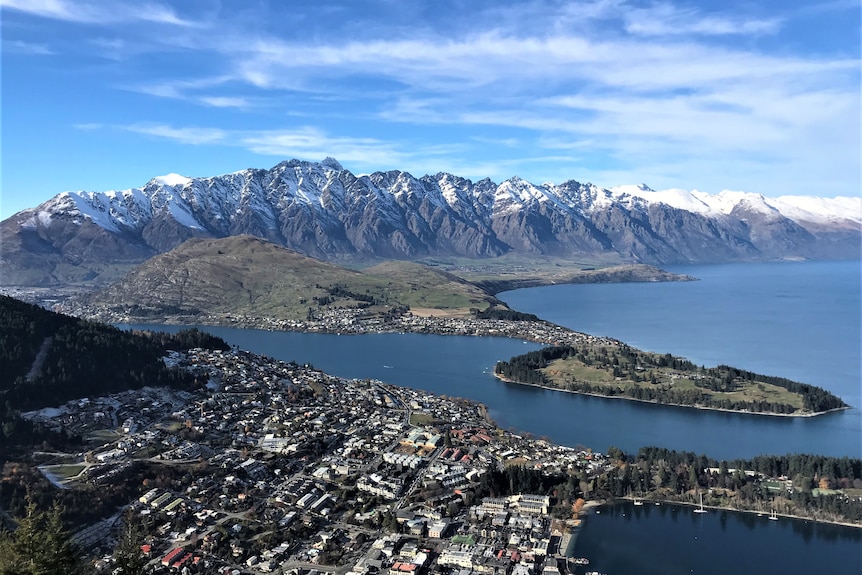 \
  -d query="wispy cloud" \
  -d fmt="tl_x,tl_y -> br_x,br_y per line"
0,0 -> 203,27
123,123 -> 227,145
240,128 -> 406,166
623,2 -> 781,37
4,40 -> 55,55
198,96 -> 251,109
104,122 -> 461,173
